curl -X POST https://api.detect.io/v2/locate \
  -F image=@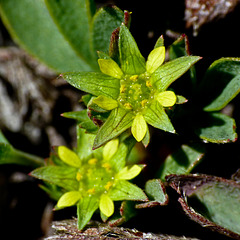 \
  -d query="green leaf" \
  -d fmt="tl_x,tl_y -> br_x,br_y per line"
92,6 -> 124,53
30,166 -> 79,191
157,144 -> 205,180
62,72 -> 120,99
109,180 -> 147,201
57,146 -> 81,168
119,24 -> 146,75
45,0 -> 98,70
201,58 -> 240,111
57,191 -> 81,209
0,0 -> 92,72
77,196 -> 99,230
152,56 -> 201,91
136,179 -> 168,208
144,101 -> 175,133
191,180 -> 240,235
0,143 -> 44,168
168,174 -> 240,238
195,112 -> 237,143
93,108 -> 134,149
